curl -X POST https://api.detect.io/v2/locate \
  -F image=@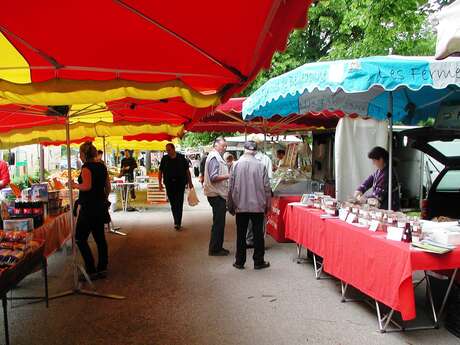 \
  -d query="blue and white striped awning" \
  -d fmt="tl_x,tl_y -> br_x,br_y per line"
243,55 -> 460,125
